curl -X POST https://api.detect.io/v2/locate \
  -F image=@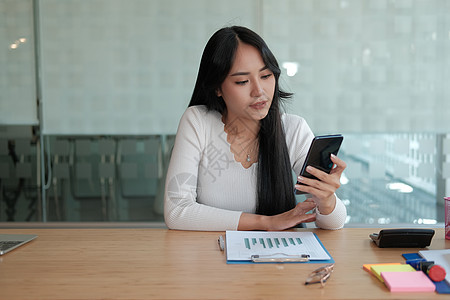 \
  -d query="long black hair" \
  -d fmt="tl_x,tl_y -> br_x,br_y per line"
188,26 -> 295,216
